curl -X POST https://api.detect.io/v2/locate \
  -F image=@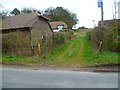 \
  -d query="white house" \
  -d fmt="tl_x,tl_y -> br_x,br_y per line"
50,21 -> 67,32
